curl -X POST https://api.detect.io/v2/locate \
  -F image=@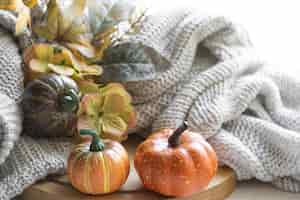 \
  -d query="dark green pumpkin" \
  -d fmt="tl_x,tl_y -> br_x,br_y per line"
22,74 -> 81,137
